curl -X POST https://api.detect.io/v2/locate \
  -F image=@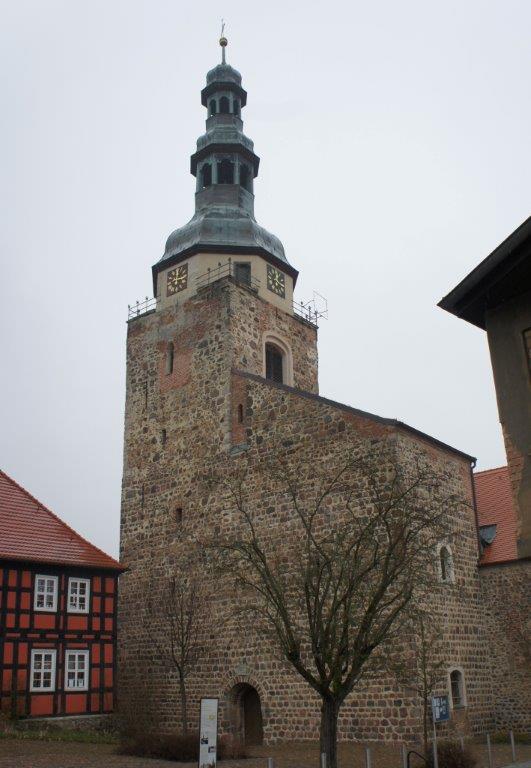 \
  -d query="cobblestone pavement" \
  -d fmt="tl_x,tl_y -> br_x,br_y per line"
1,739 -> 530,768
